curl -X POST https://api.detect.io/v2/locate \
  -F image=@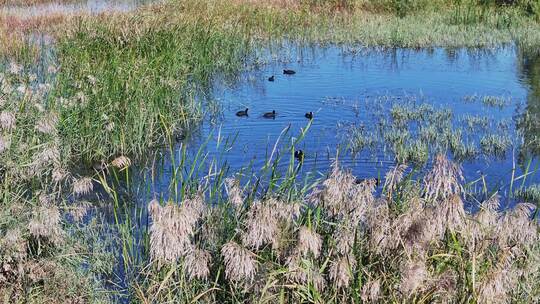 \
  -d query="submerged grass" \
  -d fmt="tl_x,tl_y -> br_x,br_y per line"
347,96 -> 520,166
